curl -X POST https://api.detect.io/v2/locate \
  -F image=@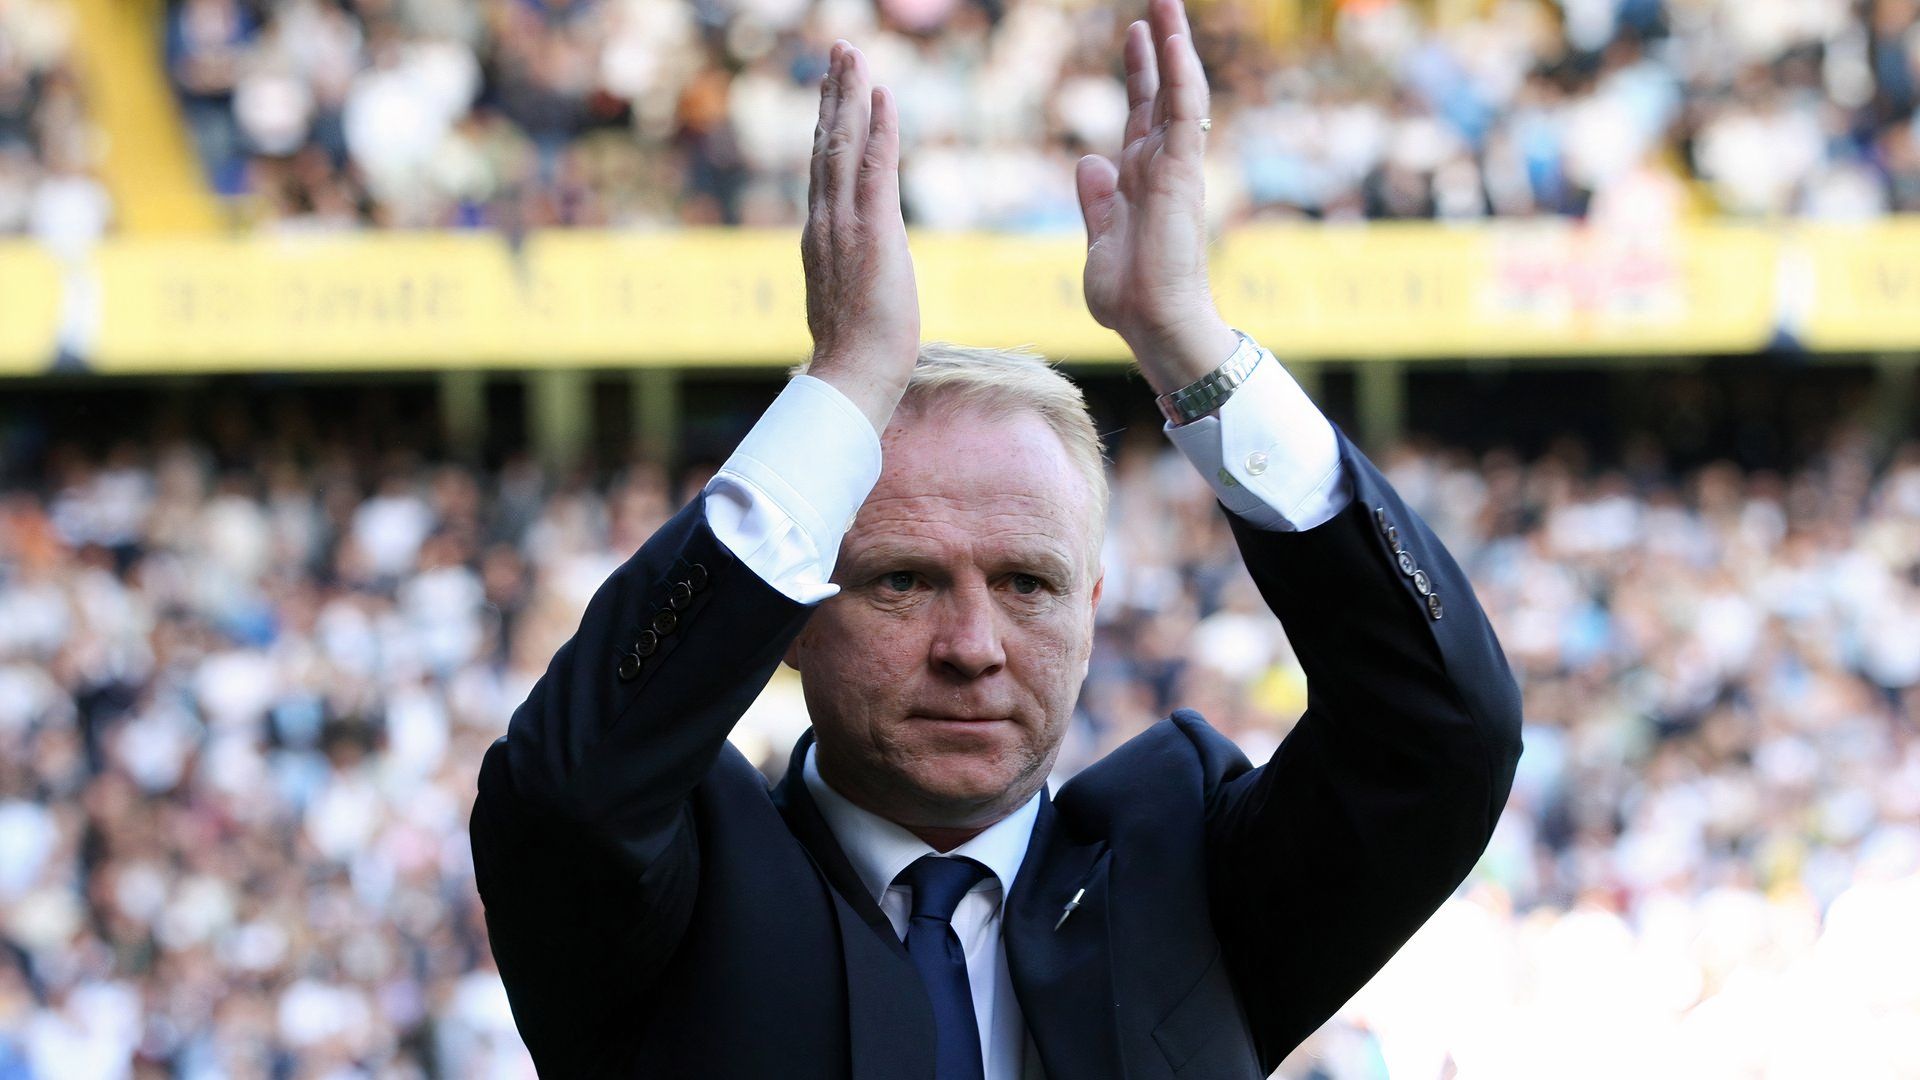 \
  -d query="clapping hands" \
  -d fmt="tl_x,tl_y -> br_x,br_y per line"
1075,0 -> 1239,393
800,41 -> 920,435
797,1 -> 1237,419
